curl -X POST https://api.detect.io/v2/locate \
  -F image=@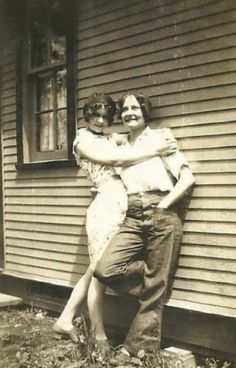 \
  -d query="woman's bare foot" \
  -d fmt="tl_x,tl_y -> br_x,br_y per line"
52,320 -> 78,343
96,339 -> 112,359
